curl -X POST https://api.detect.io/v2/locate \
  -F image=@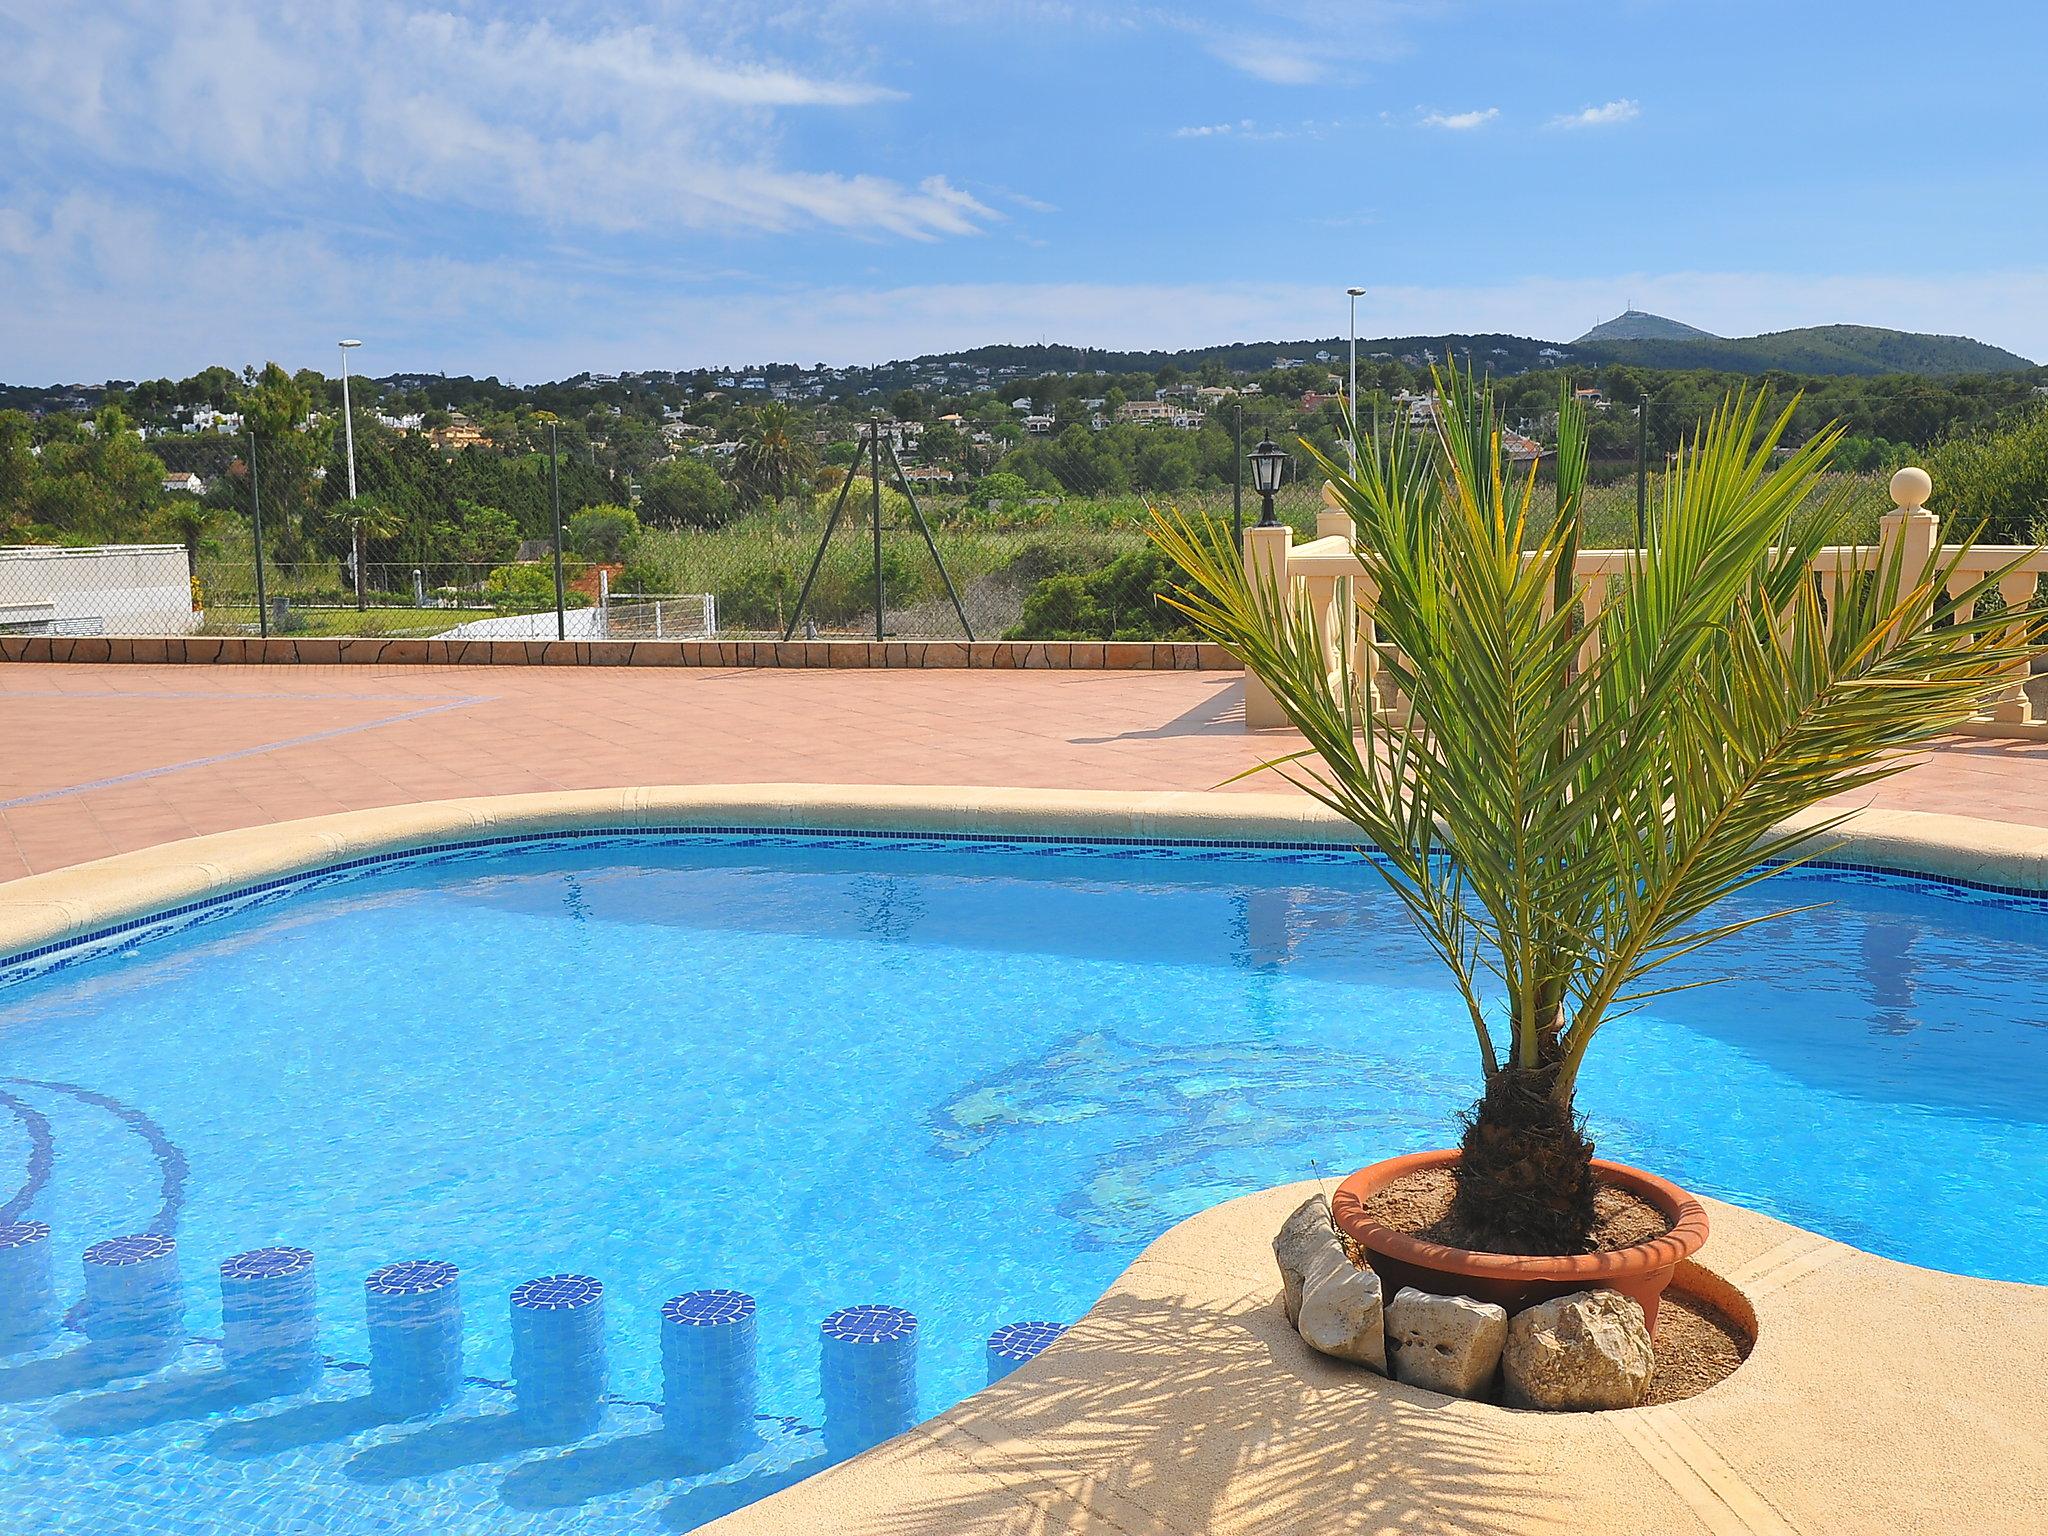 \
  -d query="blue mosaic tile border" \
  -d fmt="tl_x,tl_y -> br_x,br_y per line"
4,820 -> 2044,982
